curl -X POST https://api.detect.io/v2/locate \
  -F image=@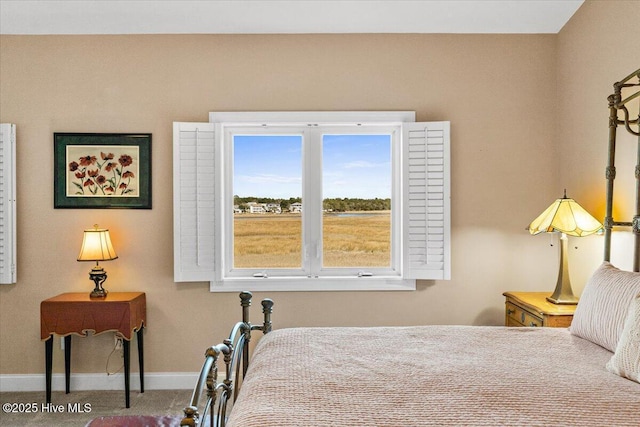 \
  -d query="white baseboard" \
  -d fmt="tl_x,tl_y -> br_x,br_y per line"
0,372 -> 198,393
